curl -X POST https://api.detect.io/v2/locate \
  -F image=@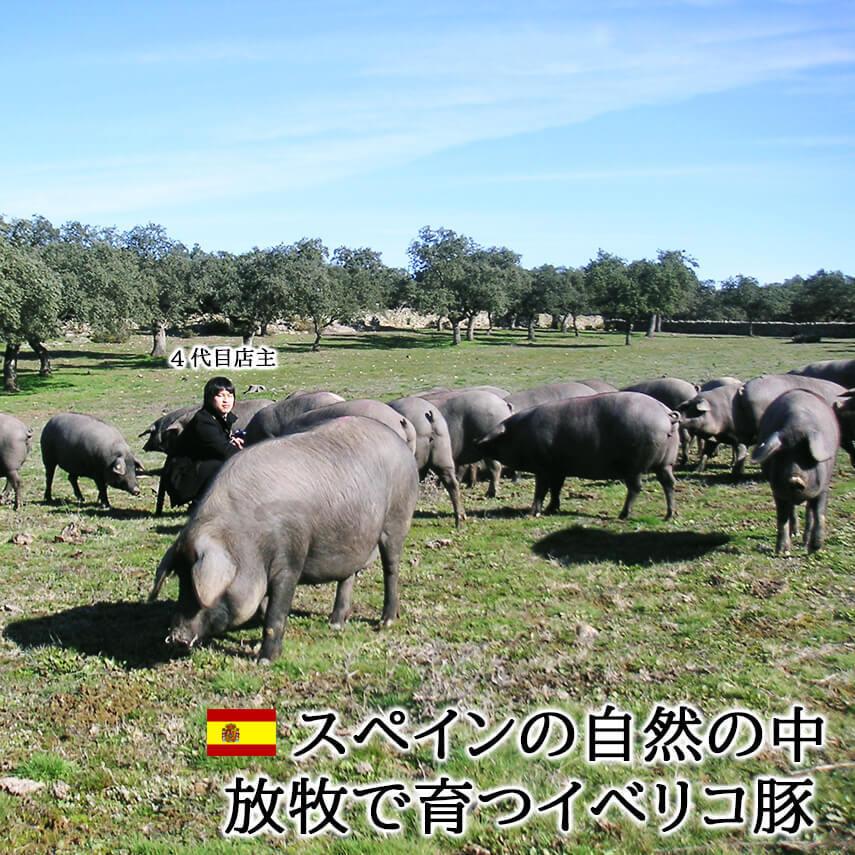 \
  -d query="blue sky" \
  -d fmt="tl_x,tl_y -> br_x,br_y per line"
2,0 -> 853,283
